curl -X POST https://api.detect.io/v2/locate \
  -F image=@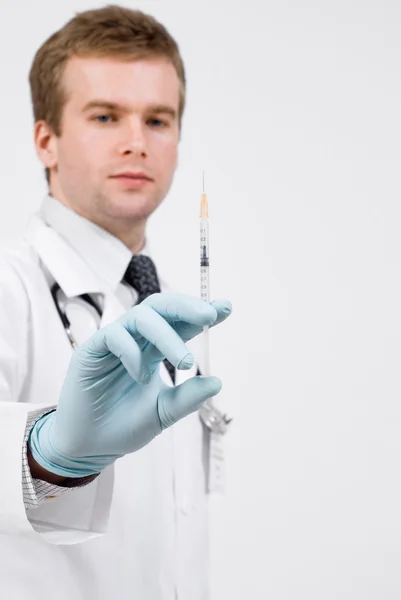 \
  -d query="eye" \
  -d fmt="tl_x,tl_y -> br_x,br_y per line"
93,114 -> 116,124
148,118 -> 168,128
